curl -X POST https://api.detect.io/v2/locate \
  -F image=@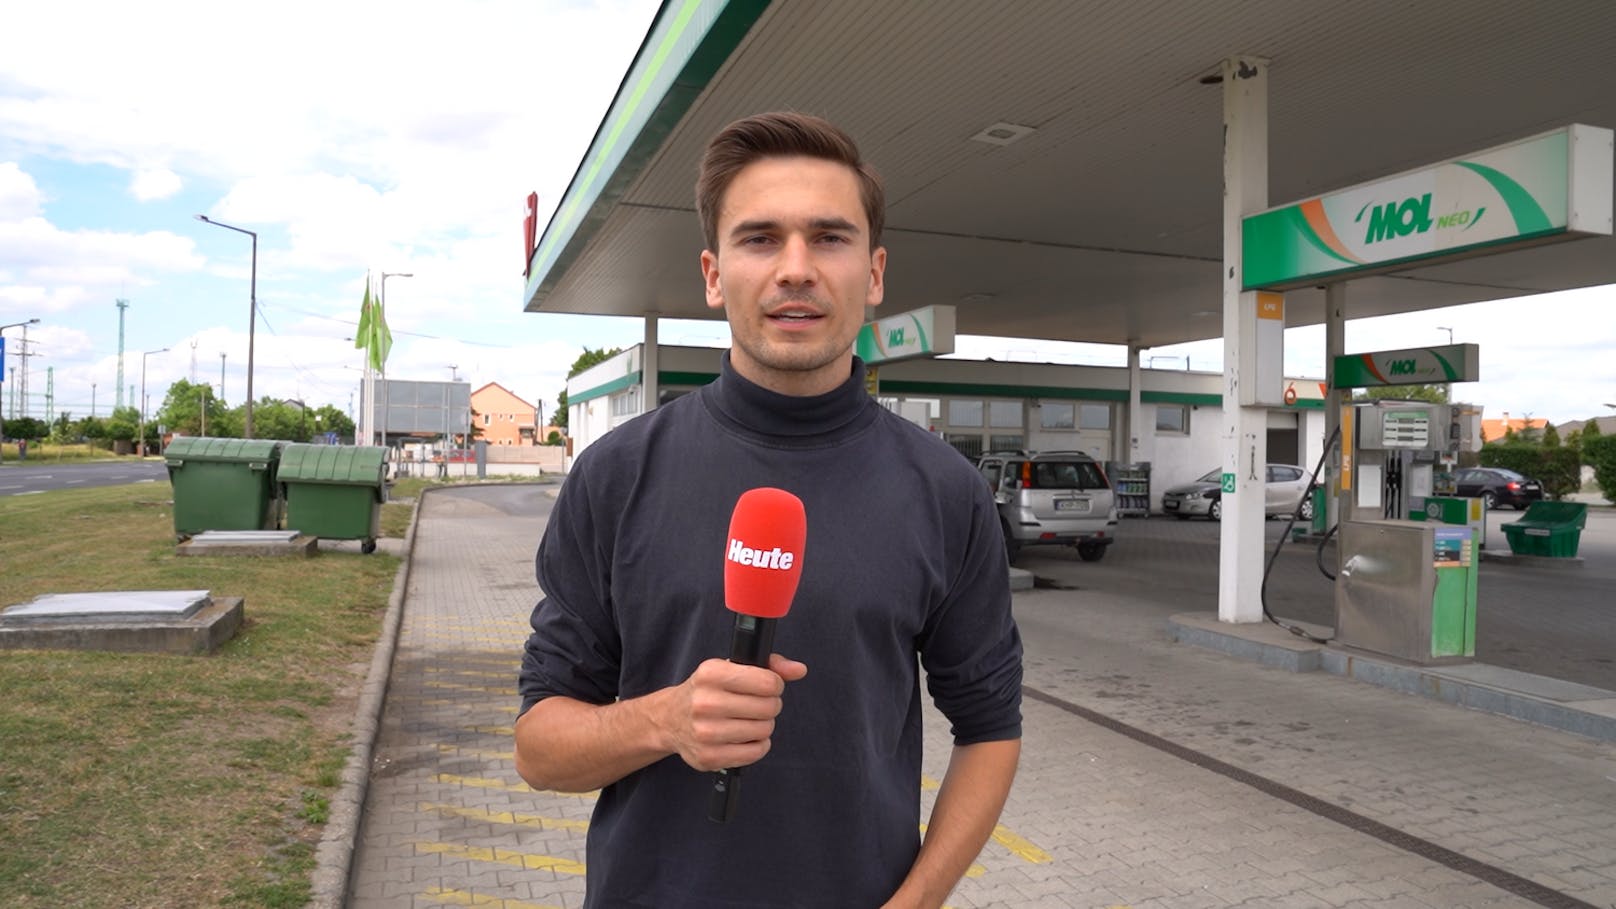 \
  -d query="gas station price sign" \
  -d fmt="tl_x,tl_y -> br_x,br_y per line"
1381,410 -> 1430,448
